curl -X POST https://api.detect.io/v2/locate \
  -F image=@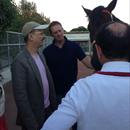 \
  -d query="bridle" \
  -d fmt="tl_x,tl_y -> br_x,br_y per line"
102,9 -> 114,22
